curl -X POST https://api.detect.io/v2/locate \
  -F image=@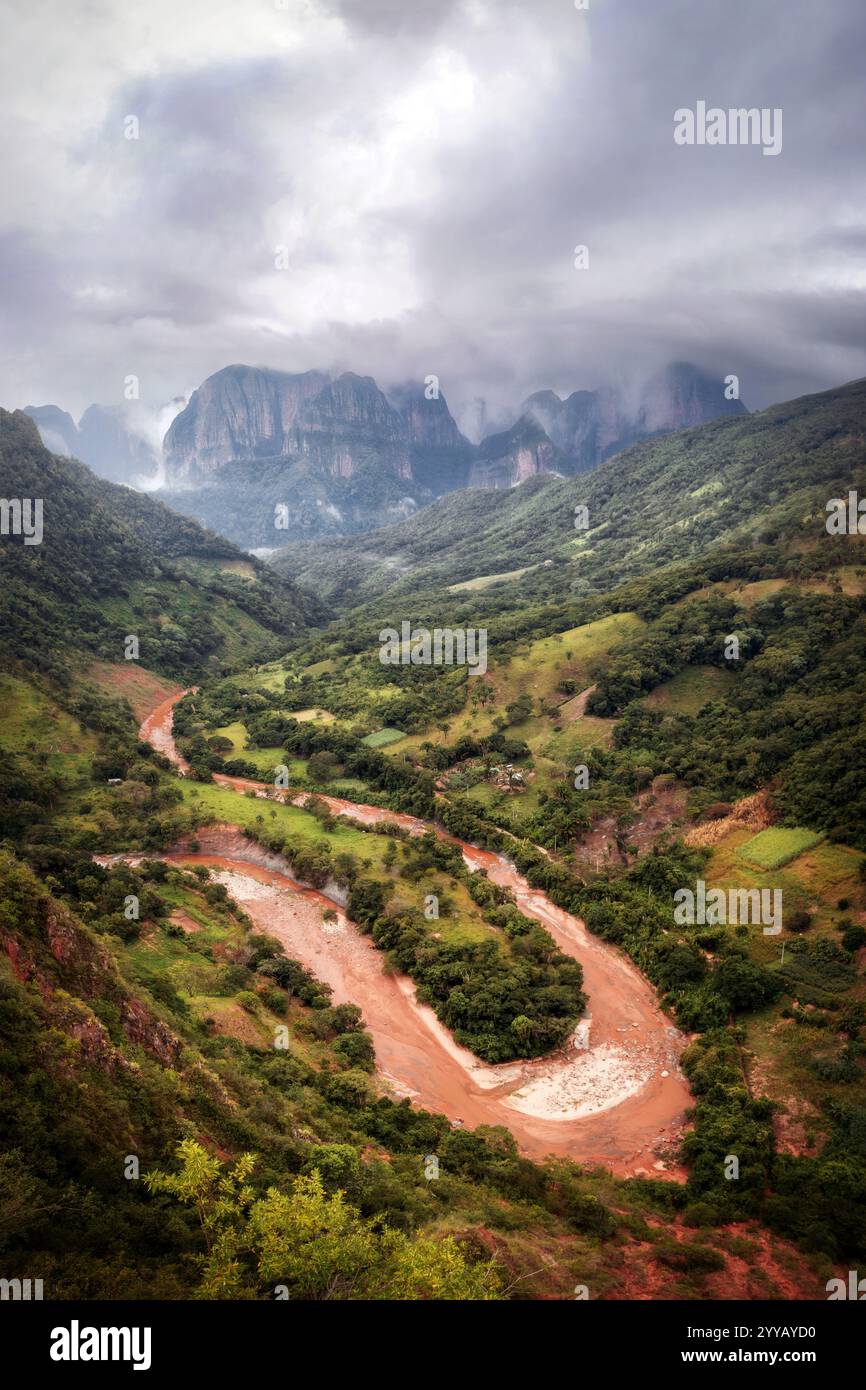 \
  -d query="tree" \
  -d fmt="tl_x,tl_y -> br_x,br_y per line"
145,1141 -> 500,1300
713,957 -> 780,1012
308,750 -> 340,782
505,692 -> 533,725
